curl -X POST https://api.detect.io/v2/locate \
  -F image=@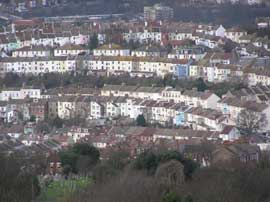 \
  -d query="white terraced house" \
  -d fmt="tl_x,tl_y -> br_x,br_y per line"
224,28 -> 247,43
54,44 -> 89,57
217,96 -> 270,131
0,56 -> 77,75
12,45 -> 51,58
162,88 -> 221,110
168,30 -> 193,41
0,88 -> 41,101
85,55 -> 187,78
101,85 -> 221,110
123,30 -> 162,44
93,44 -> 130,57
245,70 -> 270,86
184,107 -> 228,132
